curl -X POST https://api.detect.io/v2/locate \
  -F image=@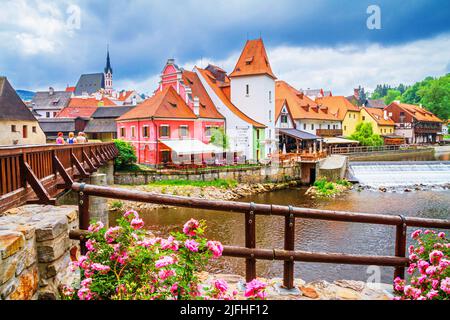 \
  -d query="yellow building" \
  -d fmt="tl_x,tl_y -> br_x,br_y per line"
0,77 -> 46,146
316,96 -> 361,137
360,107 -> 395,135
